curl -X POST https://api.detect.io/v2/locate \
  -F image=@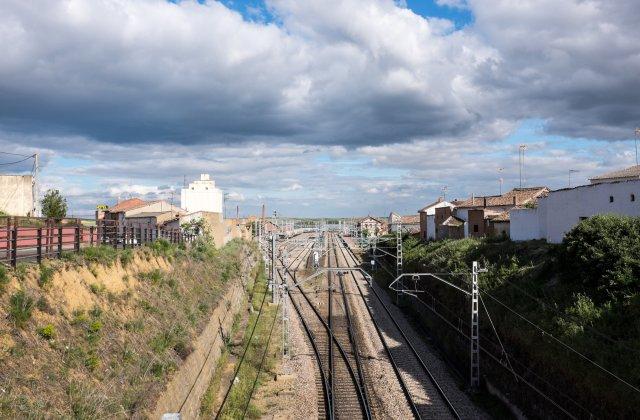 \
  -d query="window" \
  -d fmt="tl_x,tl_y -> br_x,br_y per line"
609,196 -> 614,203
473,224 -> 479,233
632,194 -> 636,202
